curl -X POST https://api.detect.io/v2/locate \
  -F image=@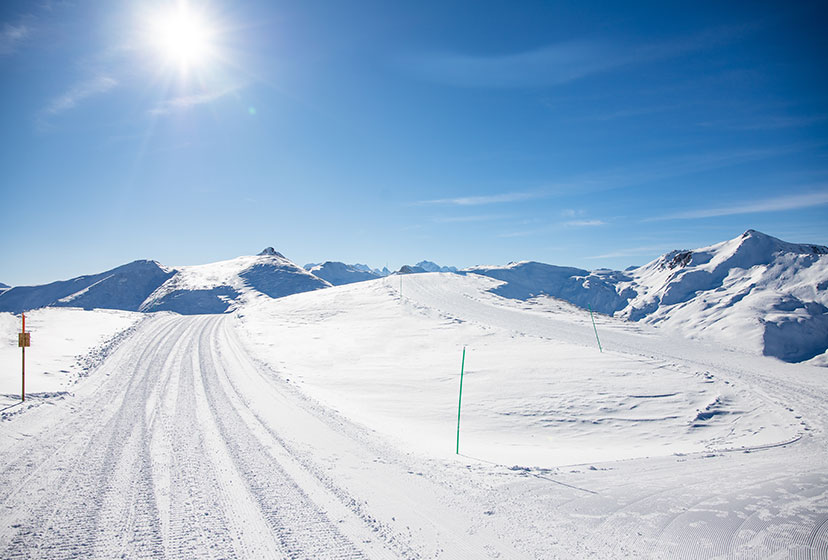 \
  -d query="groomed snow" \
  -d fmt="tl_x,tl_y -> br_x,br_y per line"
0,272 -> 825,558
236,273 -> 803,467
